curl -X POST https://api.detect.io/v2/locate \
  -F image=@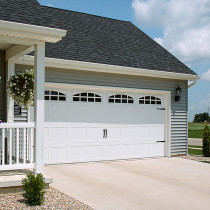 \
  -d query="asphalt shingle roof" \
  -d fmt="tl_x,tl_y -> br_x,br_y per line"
0,0 -> 197,75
